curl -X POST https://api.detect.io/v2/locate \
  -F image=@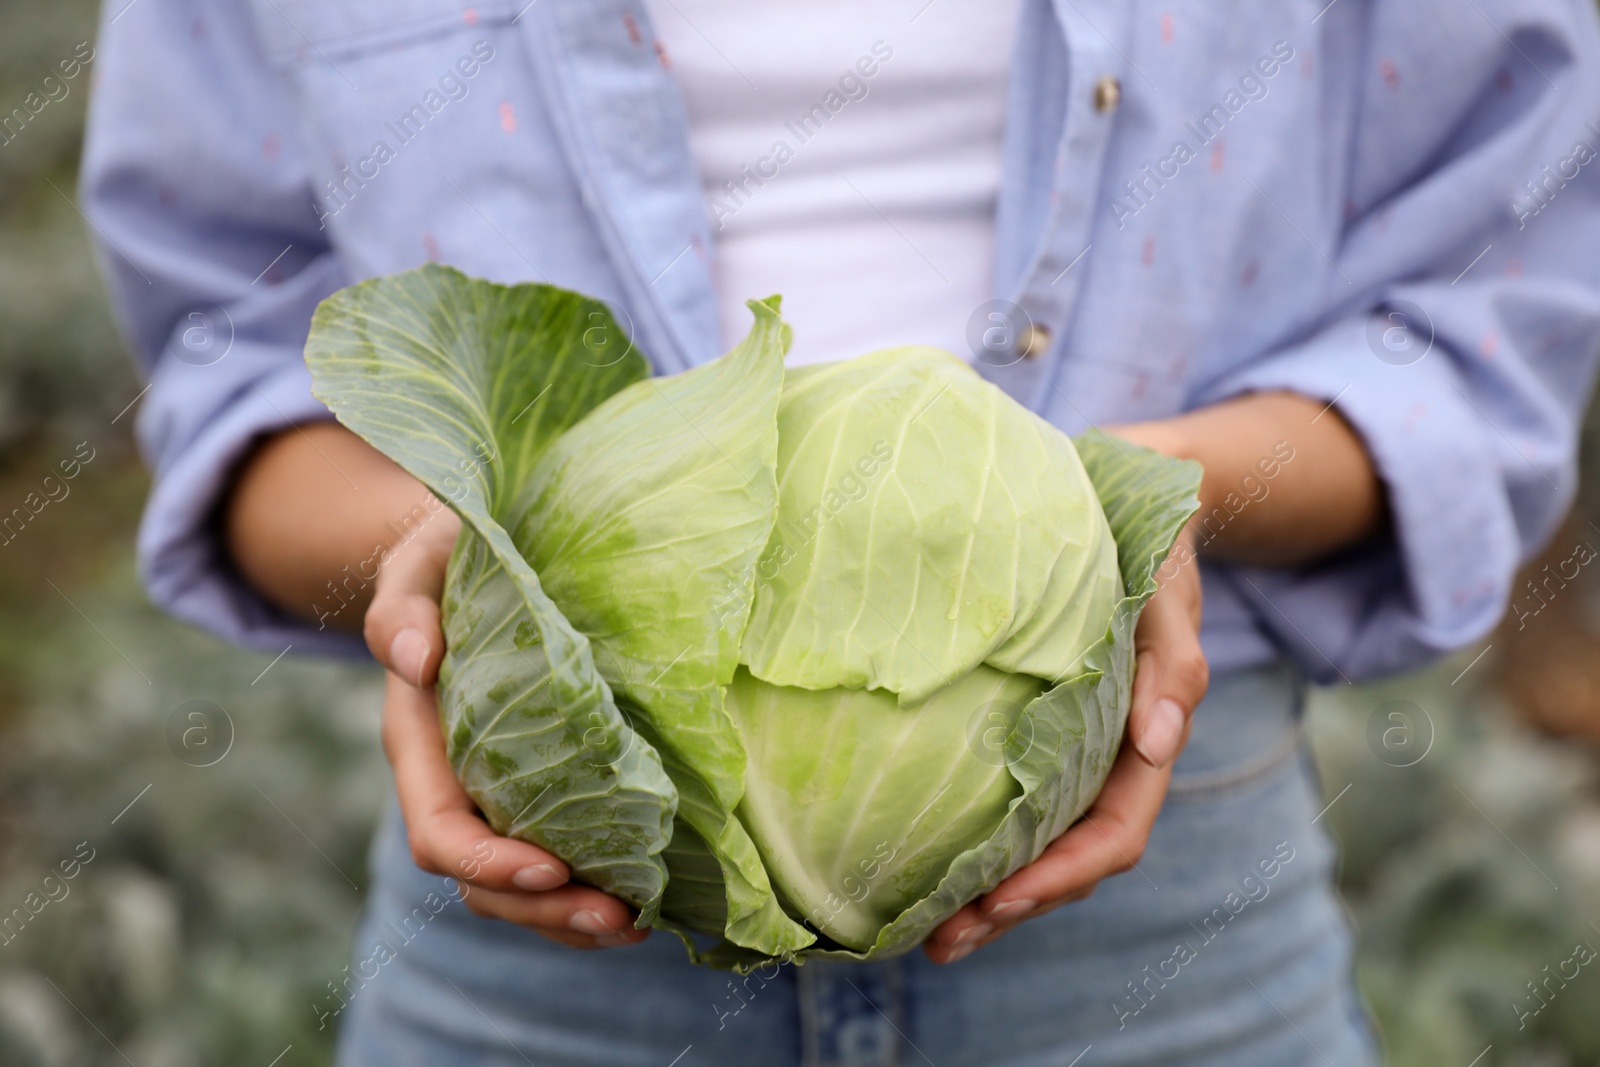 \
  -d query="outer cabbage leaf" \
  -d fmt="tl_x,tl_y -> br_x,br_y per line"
304,264 -> 677,916
441,532 -> 678,914
510,297 -> 814,958
741,348 -> 1119,703
514,297 -> 786,812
